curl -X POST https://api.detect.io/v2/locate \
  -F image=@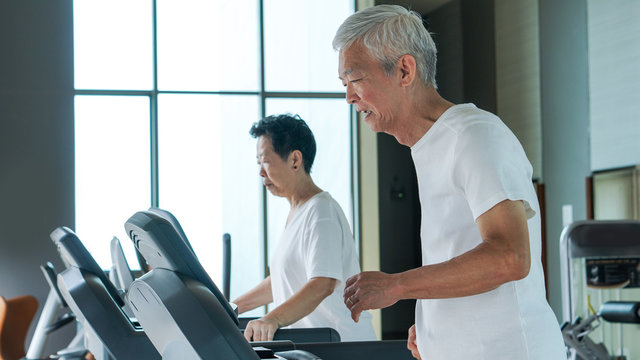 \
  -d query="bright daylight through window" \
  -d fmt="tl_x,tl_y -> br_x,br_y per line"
73,0 -> 355,316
